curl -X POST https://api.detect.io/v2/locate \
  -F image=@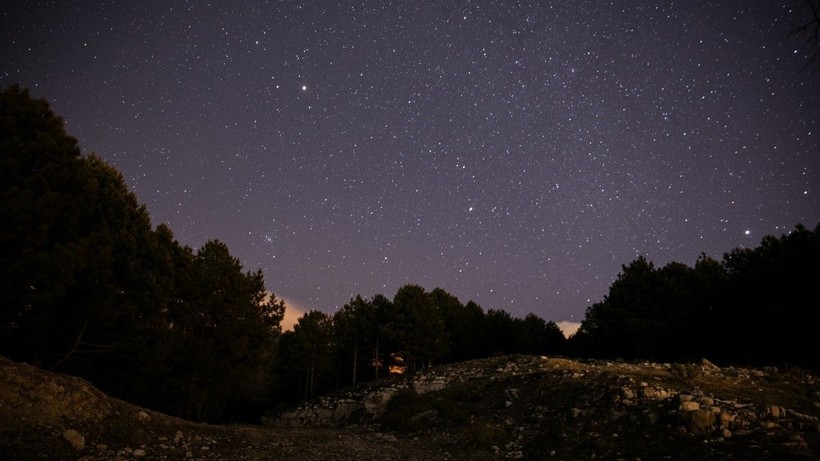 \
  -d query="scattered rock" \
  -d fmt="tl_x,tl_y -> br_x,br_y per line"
683,408 -> 716,433
63,429 -> 85,451
701,358 -> 721,372
768,405 -> 786,418
2,354 -> 818,460
681,401 -> 700,411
